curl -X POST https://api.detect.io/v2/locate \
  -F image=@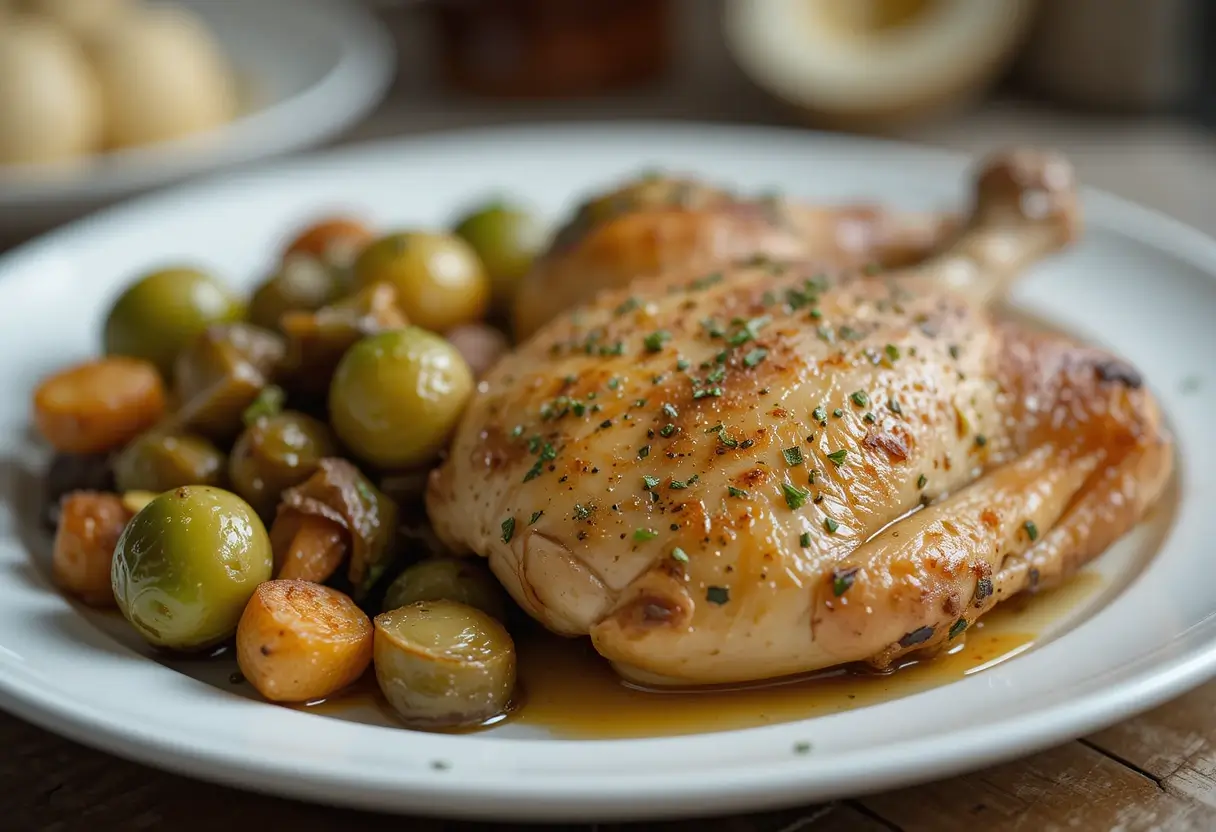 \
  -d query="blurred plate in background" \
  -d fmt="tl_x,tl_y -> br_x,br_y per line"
0,0 -> 395,234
